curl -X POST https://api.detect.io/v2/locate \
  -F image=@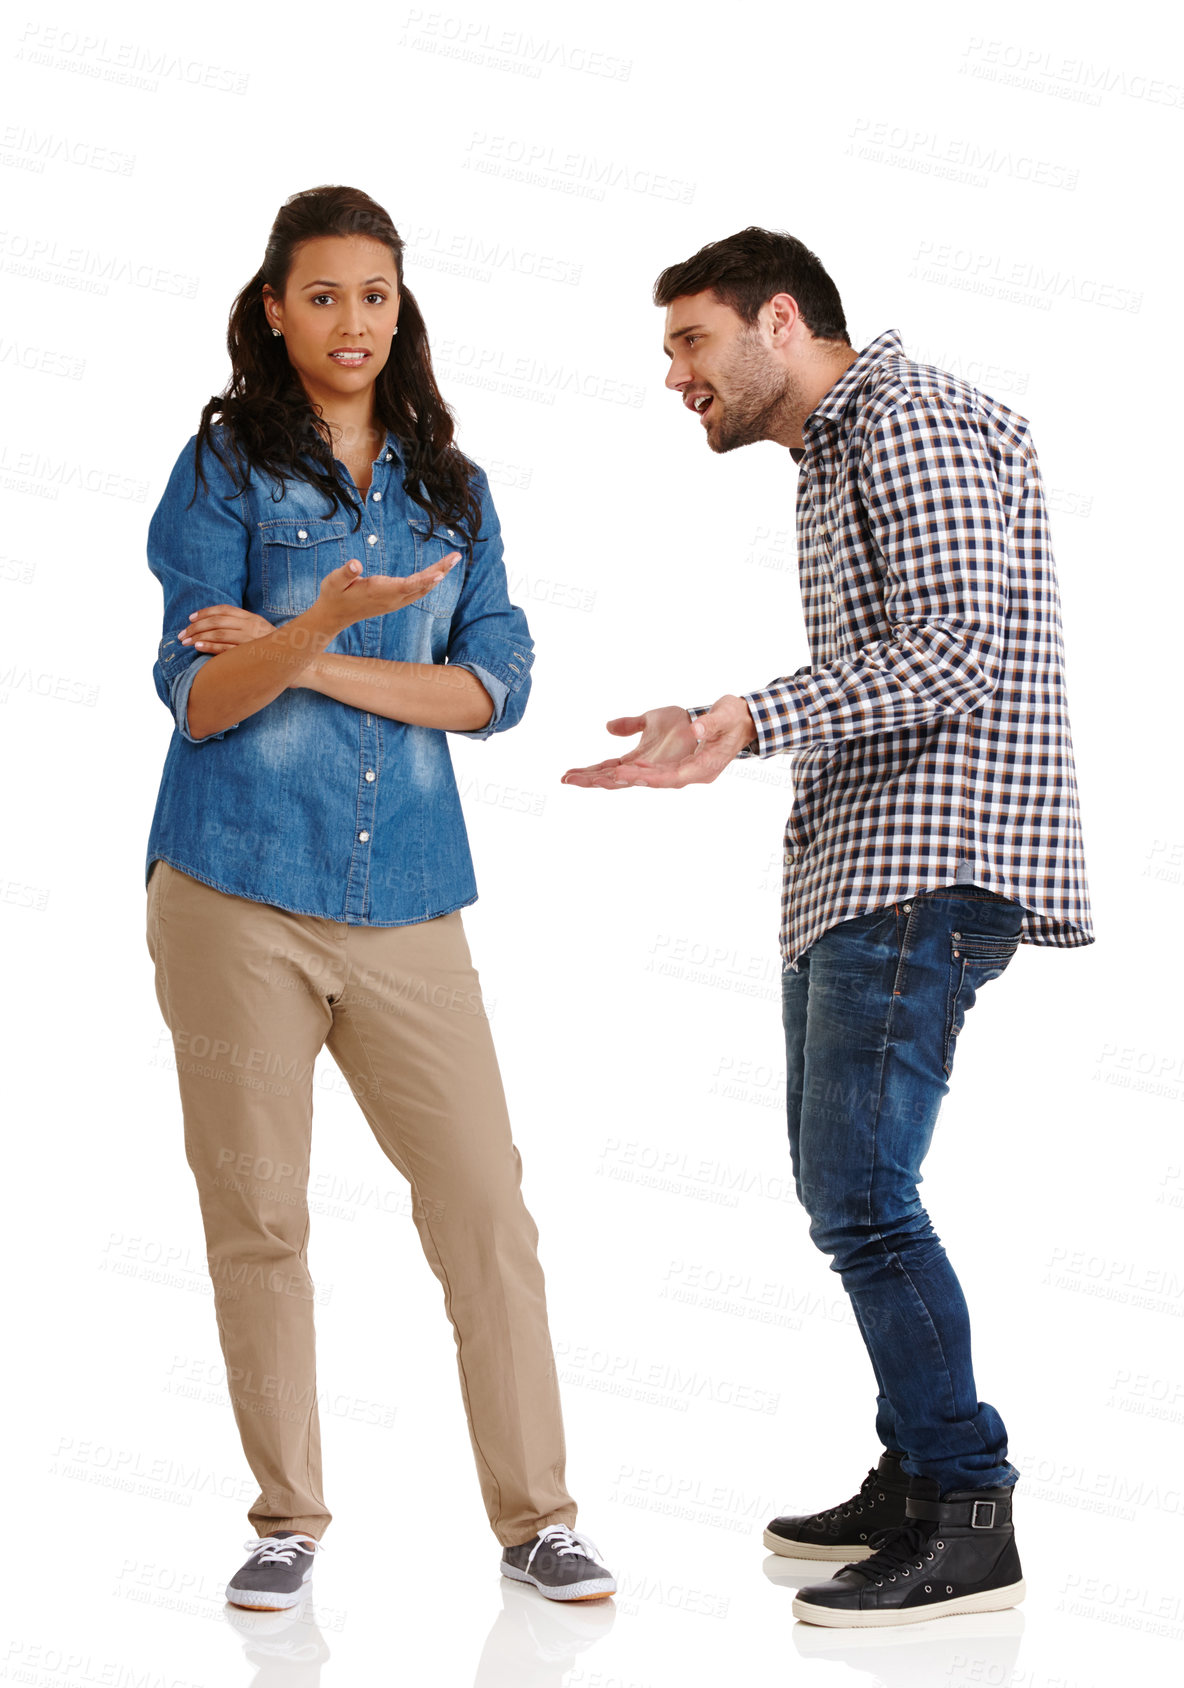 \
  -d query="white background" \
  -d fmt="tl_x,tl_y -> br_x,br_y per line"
3,1 -> 1183,1684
